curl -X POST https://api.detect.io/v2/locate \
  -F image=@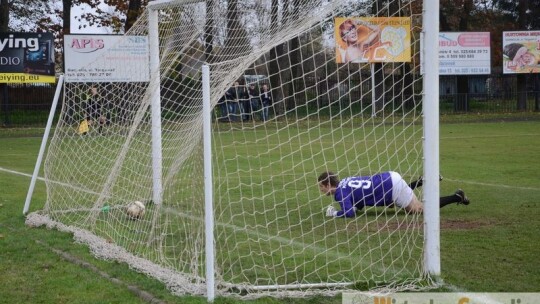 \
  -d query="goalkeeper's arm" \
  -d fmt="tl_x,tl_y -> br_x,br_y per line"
326,205 -> 338,217
326,200 -> 357,218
